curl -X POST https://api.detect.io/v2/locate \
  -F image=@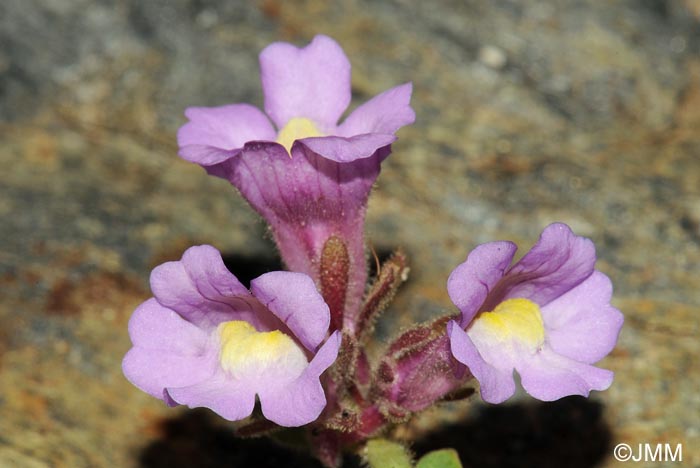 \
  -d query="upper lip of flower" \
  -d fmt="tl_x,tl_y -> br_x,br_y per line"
176,34 -> 415,167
